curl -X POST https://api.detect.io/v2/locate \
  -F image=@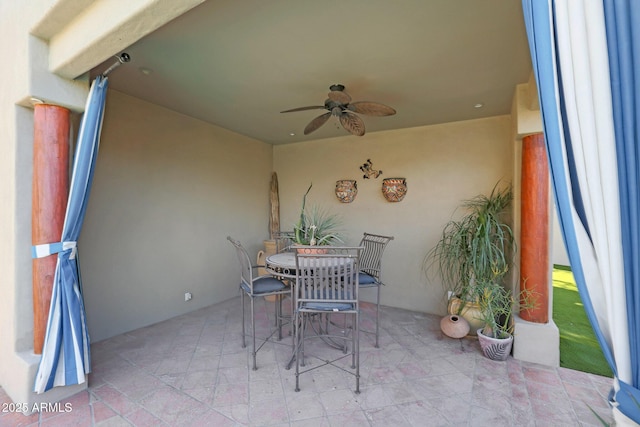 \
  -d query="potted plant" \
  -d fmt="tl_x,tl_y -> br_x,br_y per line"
425,183 -> 515,335
476,283 -> 536,360
293,183 -> 343,250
